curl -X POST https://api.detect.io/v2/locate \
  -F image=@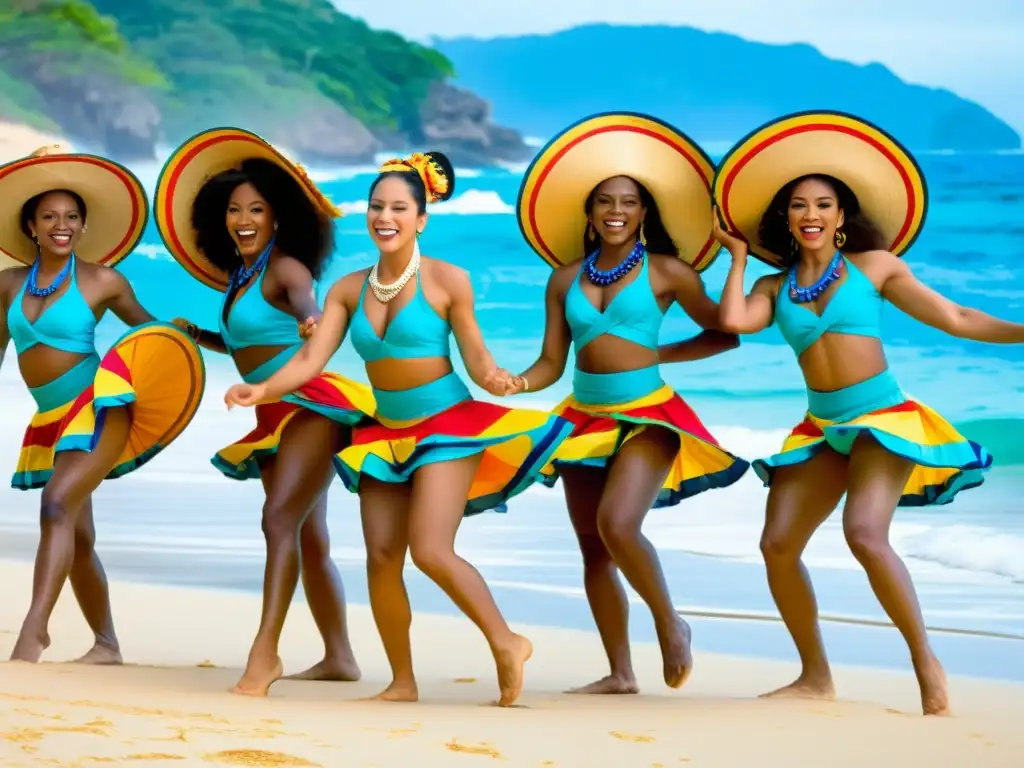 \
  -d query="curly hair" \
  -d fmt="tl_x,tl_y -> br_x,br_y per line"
758,174 -> 886,267
19,188 -> 88,238
191,158 -> 334,279
581,176 -> 678,258
368,151 -> 456,214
